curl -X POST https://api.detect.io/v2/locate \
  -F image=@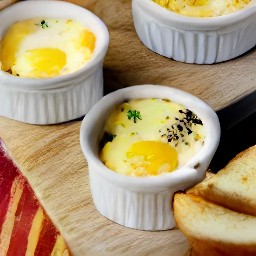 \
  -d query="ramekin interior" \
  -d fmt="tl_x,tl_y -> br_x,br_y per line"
80,85 -> 220,191
137,0 -> 256,29
0,0 -> 109,90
